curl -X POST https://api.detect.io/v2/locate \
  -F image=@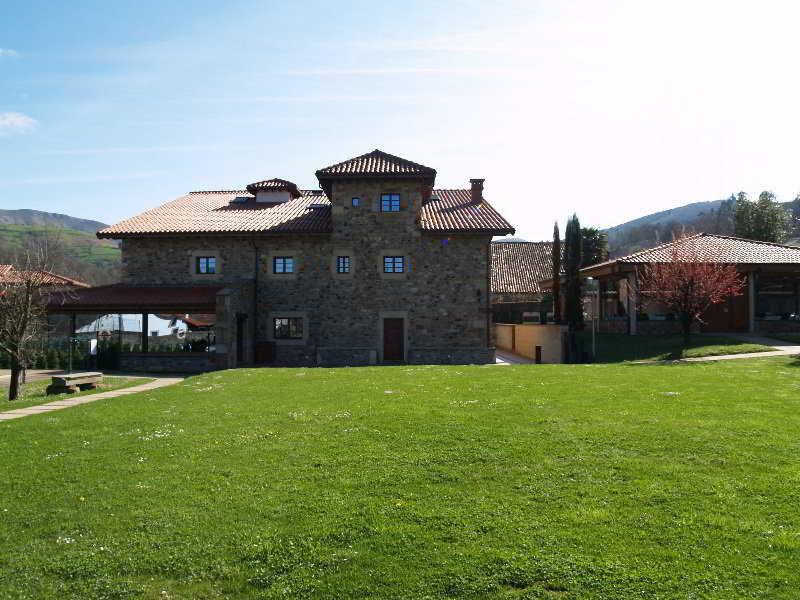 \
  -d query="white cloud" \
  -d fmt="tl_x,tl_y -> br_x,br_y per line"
0,48 -> 19,58
0,112 -> 37,136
